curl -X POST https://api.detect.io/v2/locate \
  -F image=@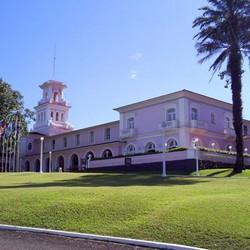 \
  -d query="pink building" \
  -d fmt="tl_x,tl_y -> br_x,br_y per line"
21,80 -> 250,172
